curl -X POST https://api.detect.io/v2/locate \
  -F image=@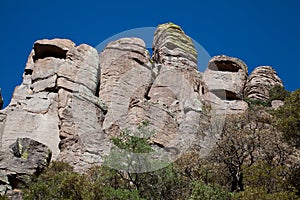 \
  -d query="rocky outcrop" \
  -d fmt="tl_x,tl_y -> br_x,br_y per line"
98,23 -> 205,172
0,22 -> 286,178
0,23 -> 207,173
203,55 -> 248,114
0,138 -> 51,195
0,38 -> 108,172
152,23 -> 198,69
245,66 -> 283,101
